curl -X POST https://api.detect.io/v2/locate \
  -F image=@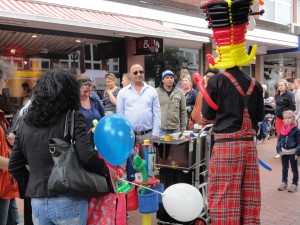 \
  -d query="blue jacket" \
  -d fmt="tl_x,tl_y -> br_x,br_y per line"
276,126 -> 300,156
